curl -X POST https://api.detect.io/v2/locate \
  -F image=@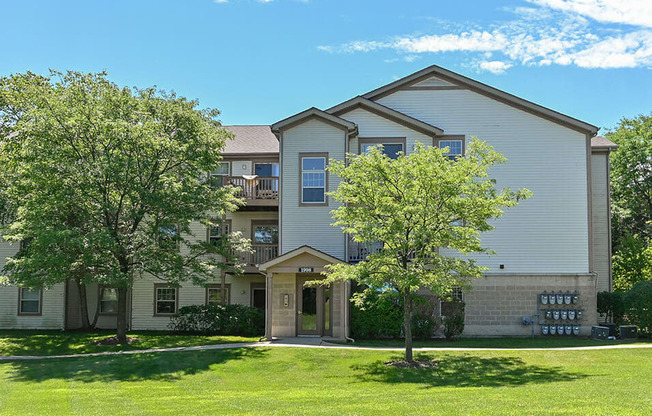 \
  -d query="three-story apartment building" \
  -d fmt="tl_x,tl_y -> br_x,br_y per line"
0,65 -> 617,339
